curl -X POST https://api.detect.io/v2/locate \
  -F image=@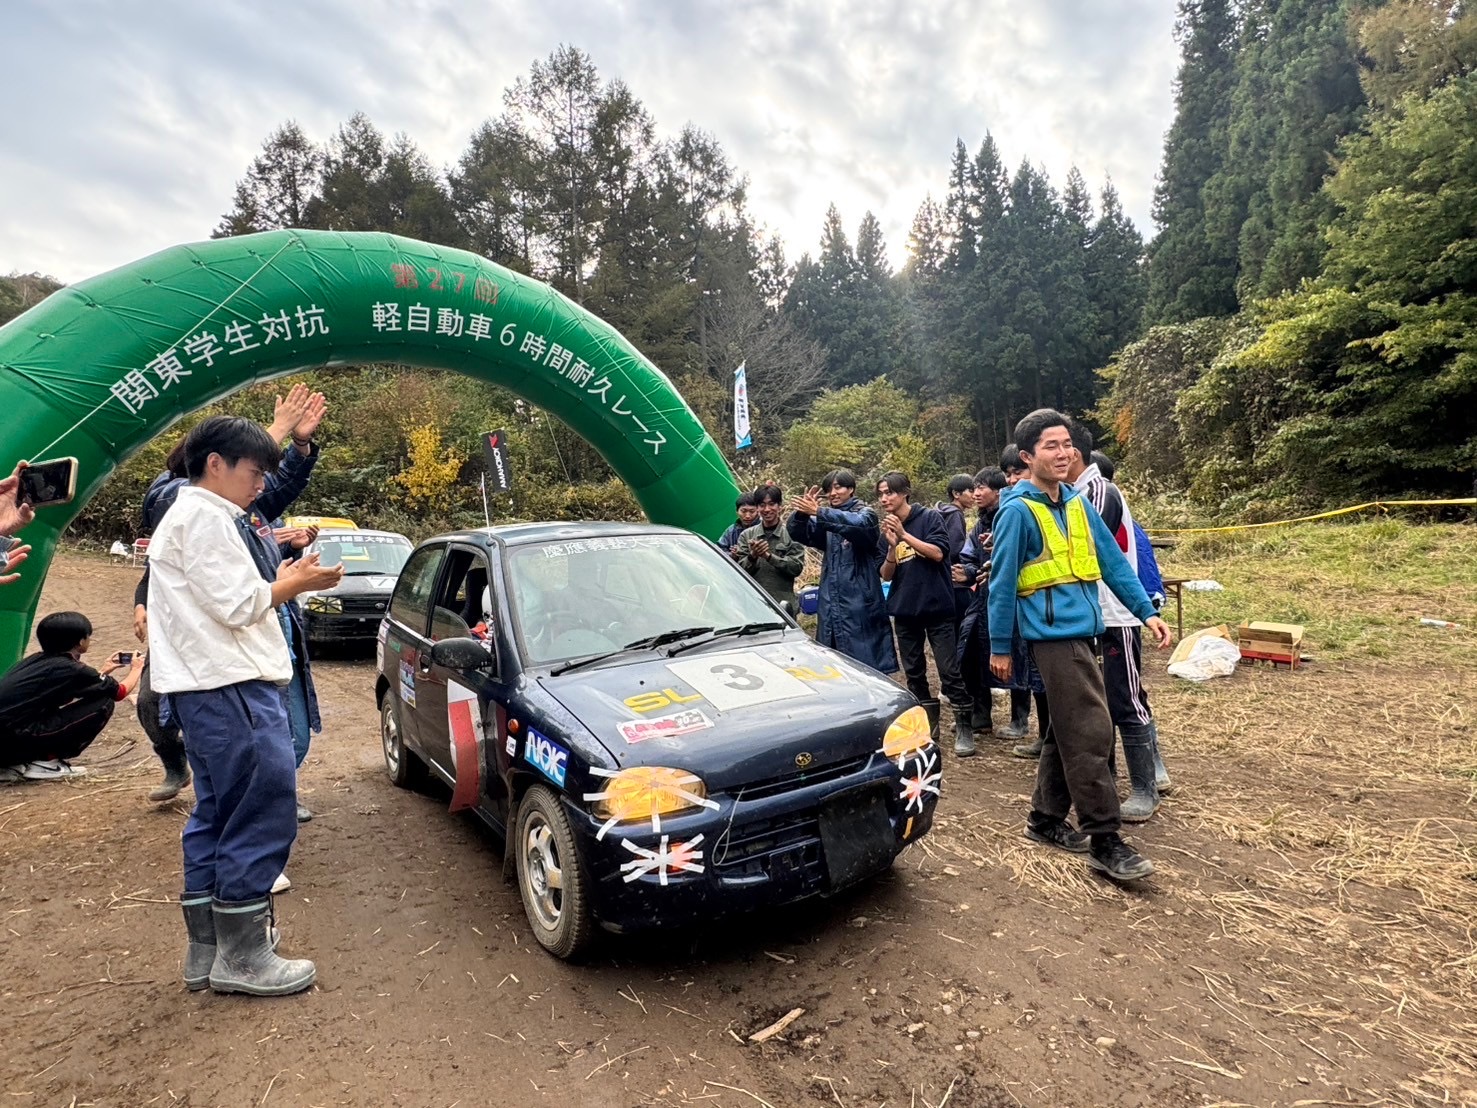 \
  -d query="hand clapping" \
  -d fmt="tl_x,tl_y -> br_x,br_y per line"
789,486 -> 821,516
